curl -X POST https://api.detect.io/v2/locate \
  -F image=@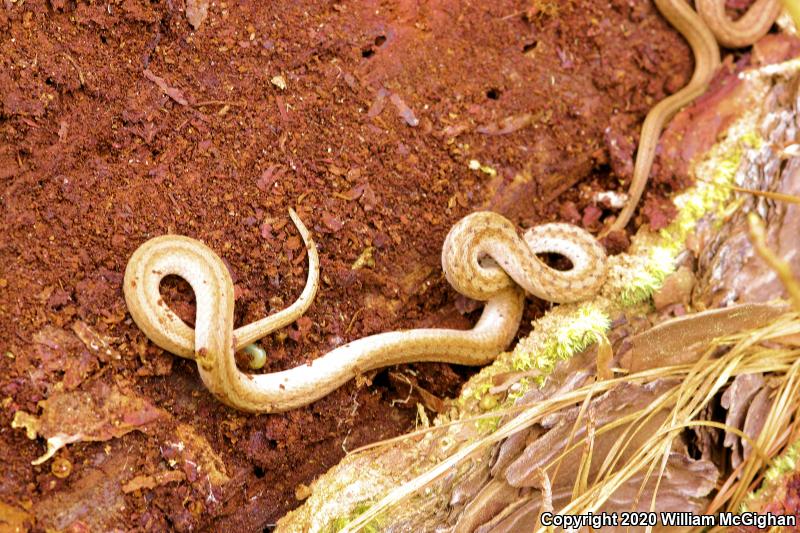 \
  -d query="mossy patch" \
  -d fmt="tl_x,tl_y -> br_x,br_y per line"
512,304 -> 610,376
324,500 -> 381,533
